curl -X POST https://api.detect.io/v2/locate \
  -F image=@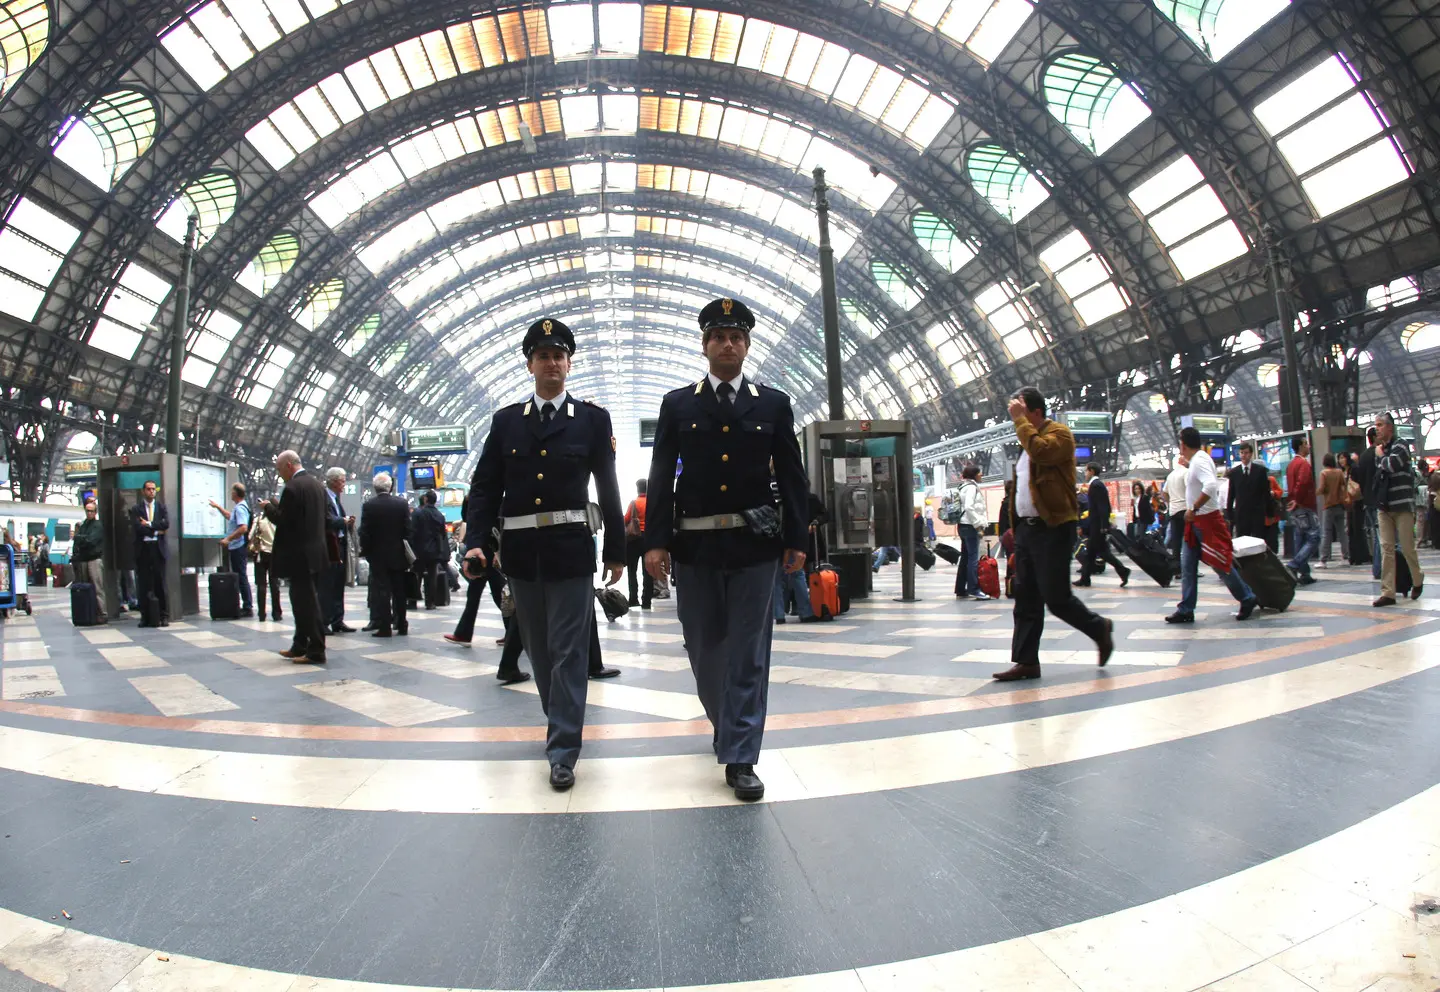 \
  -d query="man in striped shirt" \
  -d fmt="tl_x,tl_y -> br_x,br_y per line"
1371,412 -> 1425,606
